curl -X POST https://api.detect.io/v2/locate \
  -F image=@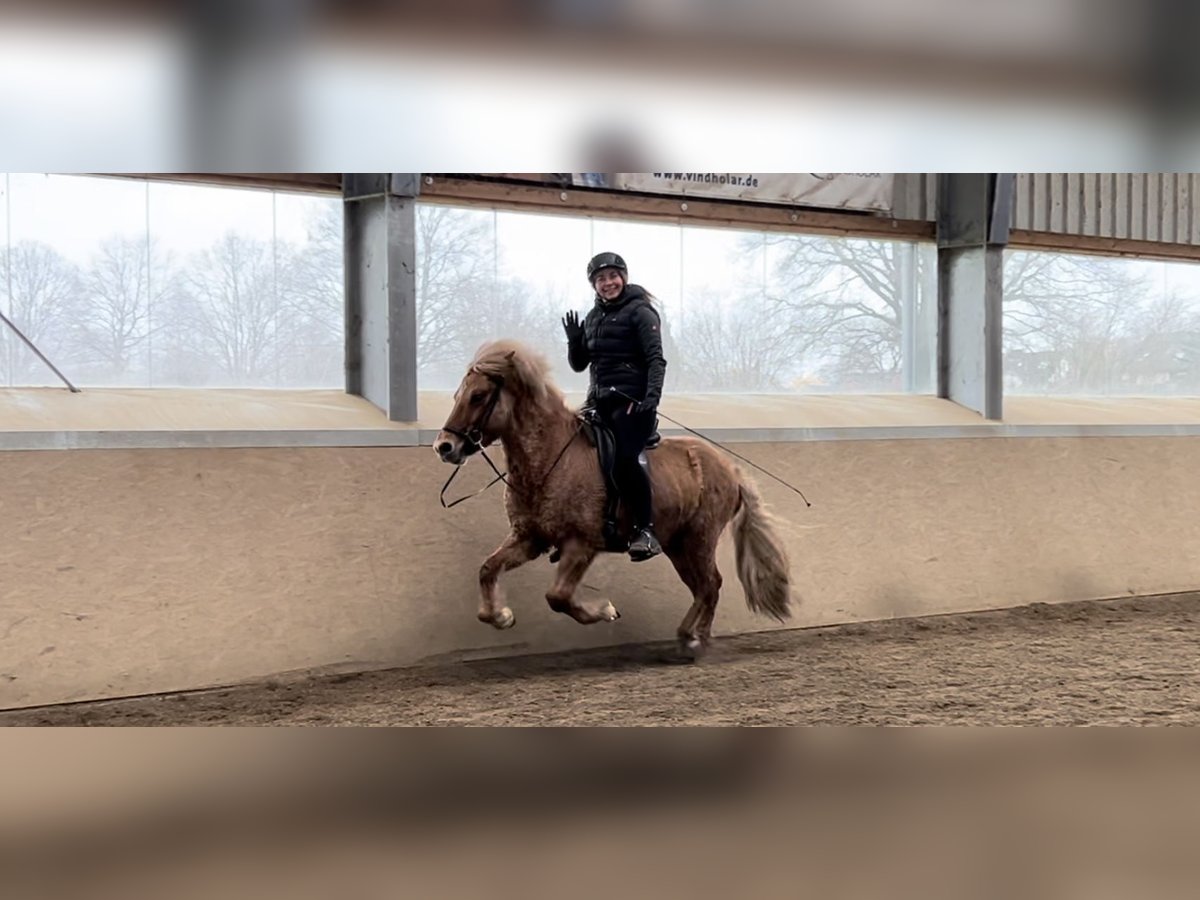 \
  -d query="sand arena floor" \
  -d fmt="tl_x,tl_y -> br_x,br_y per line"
4,593 -> 1200,726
